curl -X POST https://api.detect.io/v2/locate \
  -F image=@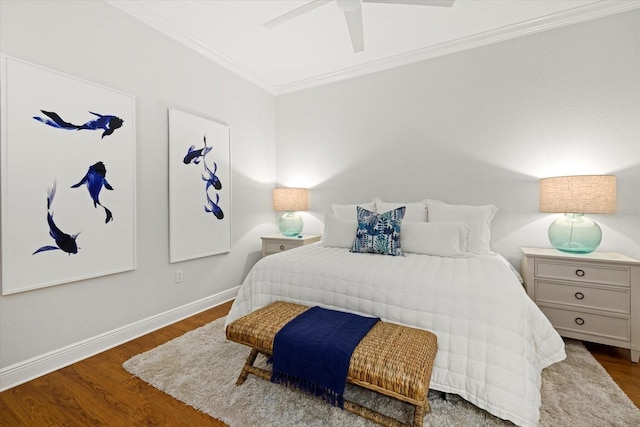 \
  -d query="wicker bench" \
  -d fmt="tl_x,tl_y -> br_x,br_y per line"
225,301 -> 438,427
